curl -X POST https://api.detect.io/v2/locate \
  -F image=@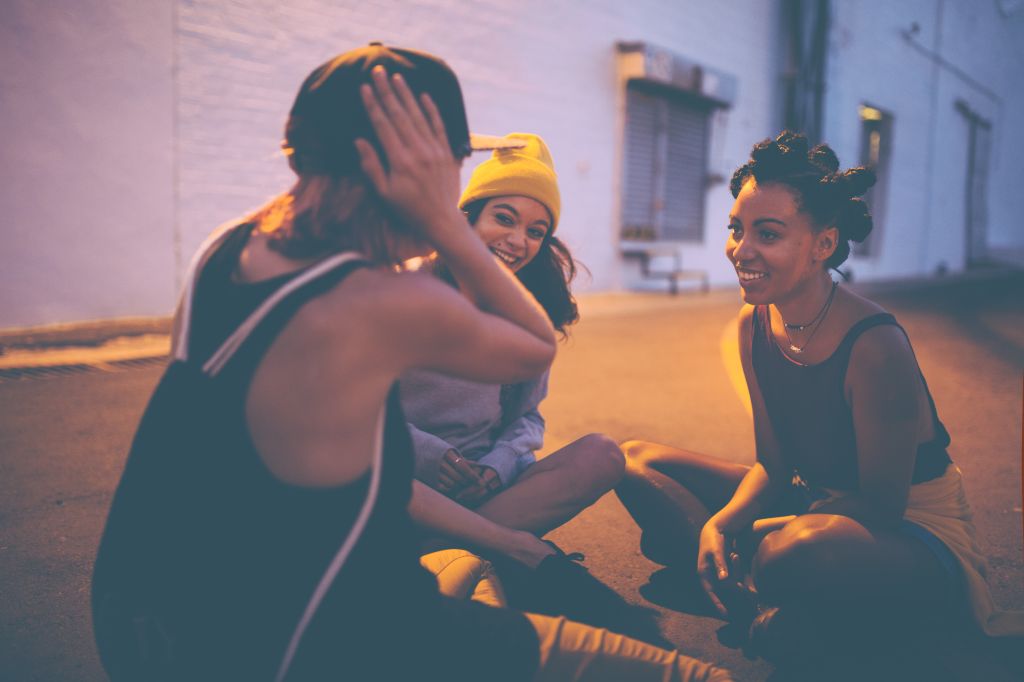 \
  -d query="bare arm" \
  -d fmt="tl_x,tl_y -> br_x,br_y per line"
699,305 -> 788,616
408,480 -> 554,568
711,463 -> 780,534
710,305 -> 788,534
808,324 -> 923,527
